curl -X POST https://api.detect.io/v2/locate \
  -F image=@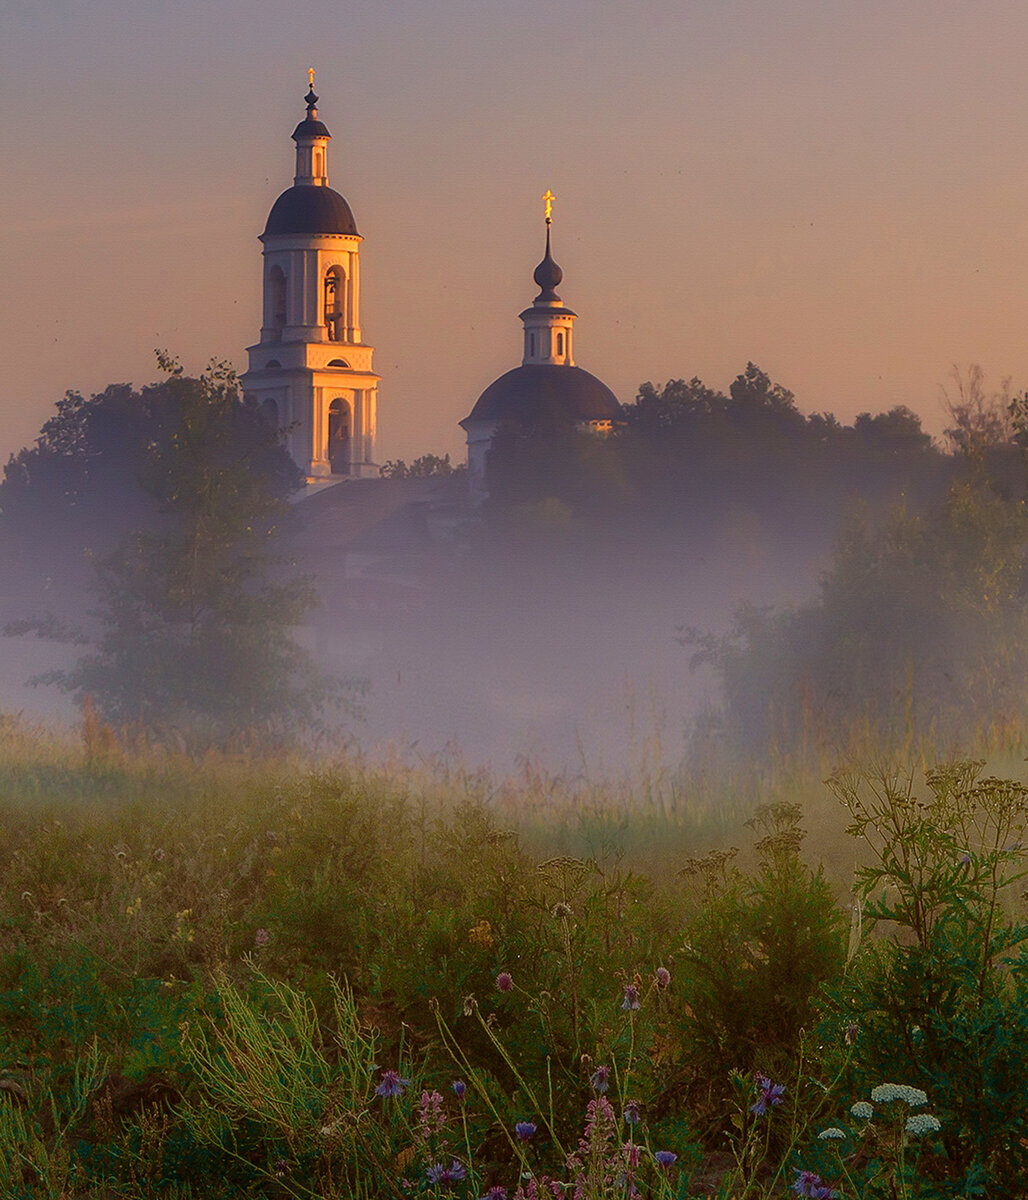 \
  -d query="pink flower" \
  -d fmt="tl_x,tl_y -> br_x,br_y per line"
496,971 -> 514,993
